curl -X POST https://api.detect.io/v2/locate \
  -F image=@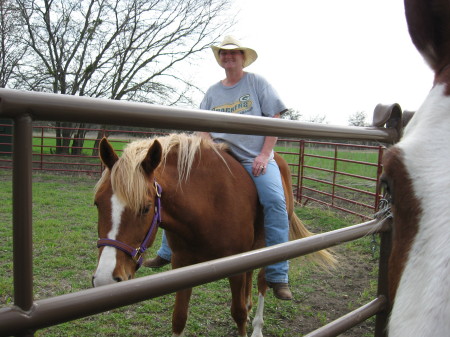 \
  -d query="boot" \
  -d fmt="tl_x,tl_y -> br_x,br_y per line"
143,255 -> 170,268
267,282 -> 293,300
